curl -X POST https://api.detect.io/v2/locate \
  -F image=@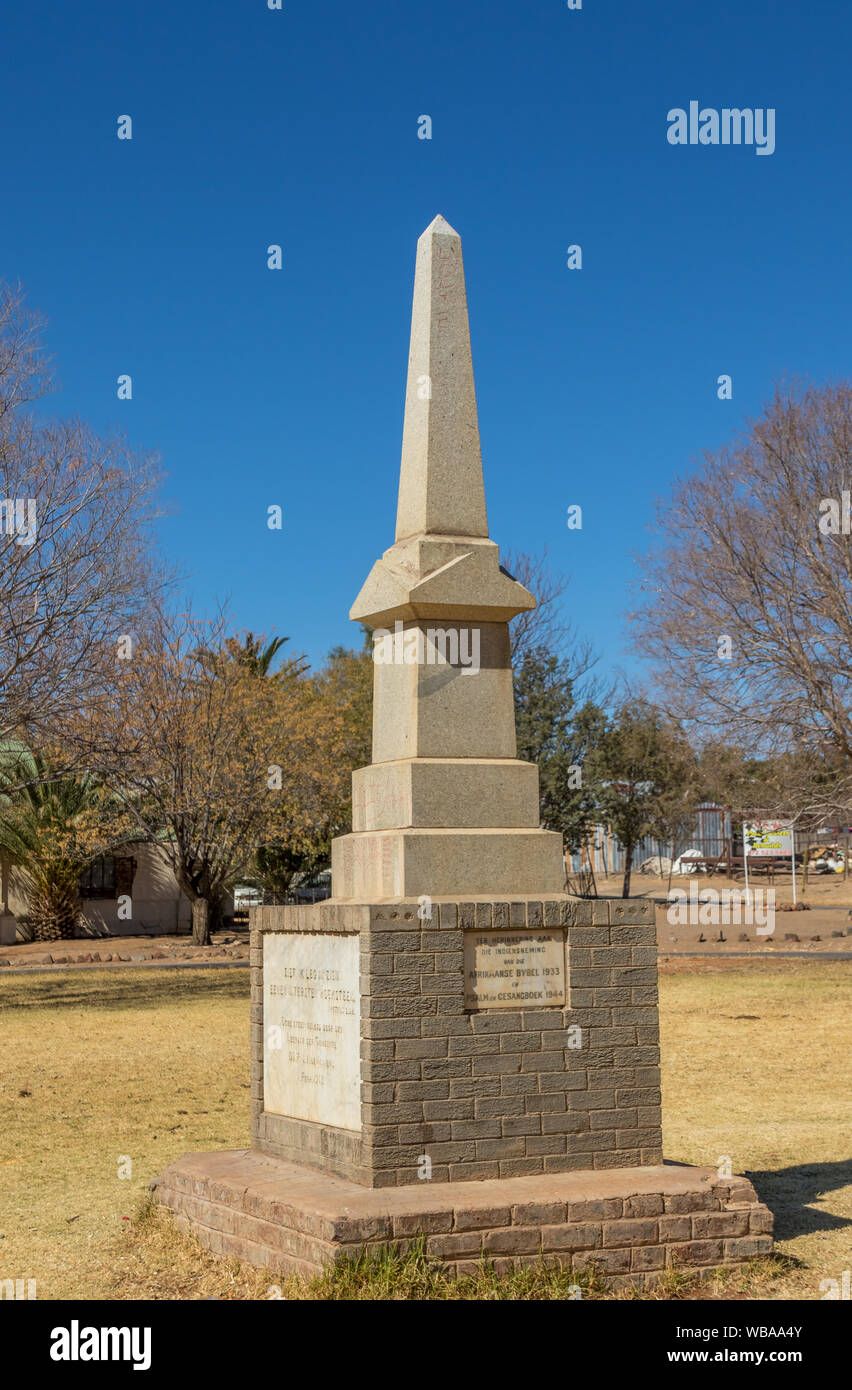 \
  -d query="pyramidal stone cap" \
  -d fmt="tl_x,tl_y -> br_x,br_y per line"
350,215 -> 535,630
